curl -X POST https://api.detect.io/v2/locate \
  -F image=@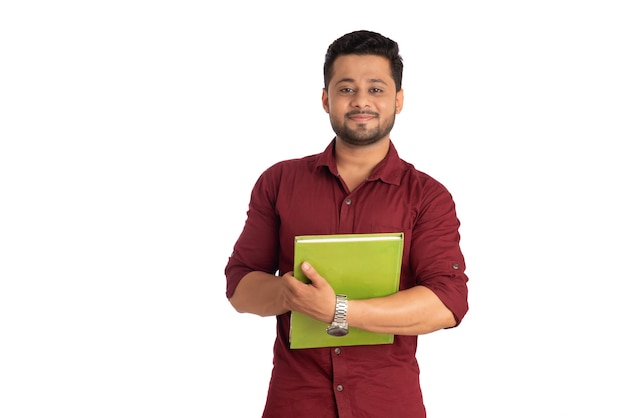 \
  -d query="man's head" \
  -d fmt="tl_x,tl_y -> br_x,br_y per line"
322,30 -> 404,146
323,30 -> 403,93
